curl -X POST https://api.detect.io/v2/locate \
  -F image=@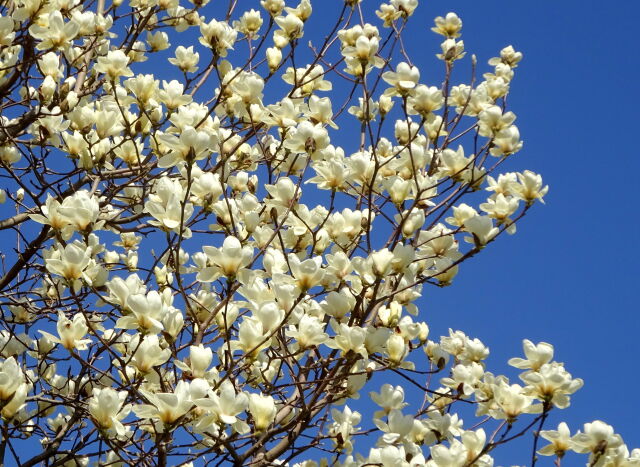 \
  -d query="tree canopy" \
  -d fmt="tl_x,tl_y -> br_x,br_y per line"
0,0 -> 635,465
